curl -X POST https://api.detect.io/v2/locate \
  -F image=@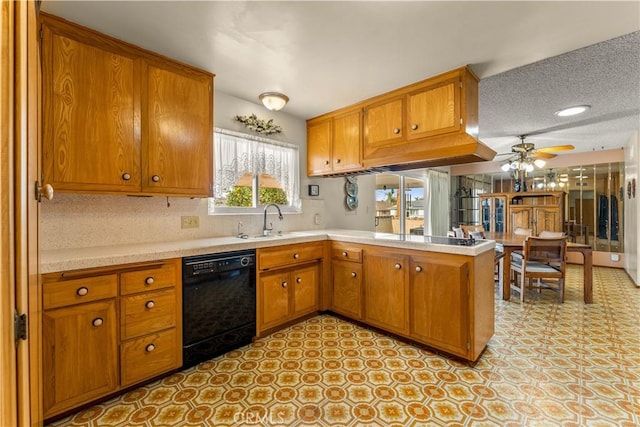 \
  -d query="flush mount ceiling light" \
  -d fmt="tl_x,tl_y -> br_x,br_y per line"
554,105 -> 591,117
259,92 -> 289,111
